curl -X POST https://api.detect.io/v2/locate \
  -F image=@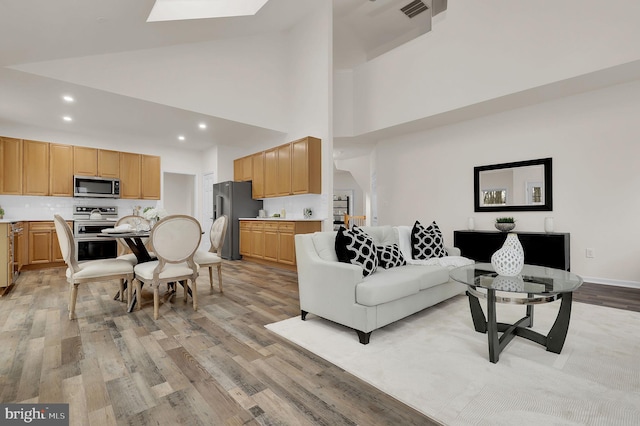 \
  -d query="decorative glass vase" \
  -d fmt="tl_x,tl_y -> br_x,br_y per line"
491,233 -> 524,276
